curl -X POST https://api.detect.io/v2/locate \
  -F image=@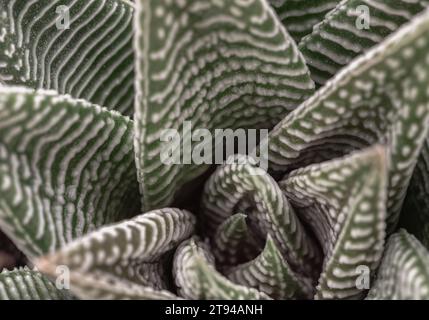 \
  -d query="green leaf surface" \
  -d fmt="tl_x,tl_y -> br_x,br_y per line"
36,208 -> 195,300
133,0 -> 315,210
298,0 -> 428,85
0,267 -> 73,300
367,229 -> 429,300
268,0 -> 340,42
279,146 -> 387,299
264,9 -> 429,232
0,0 -> 135,115
0,86 -> 140,258
173,237 -> 270,300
